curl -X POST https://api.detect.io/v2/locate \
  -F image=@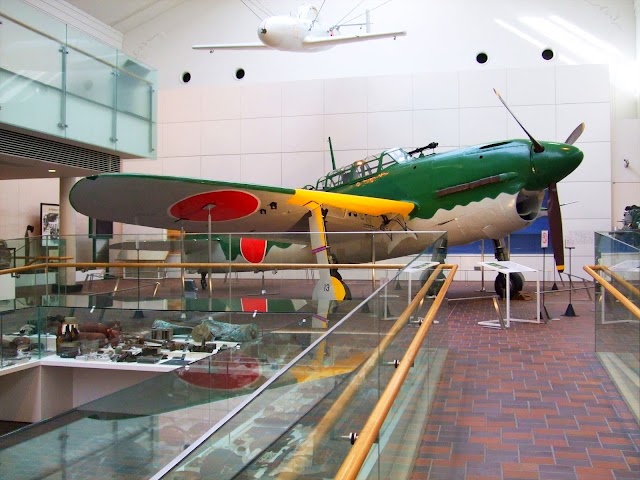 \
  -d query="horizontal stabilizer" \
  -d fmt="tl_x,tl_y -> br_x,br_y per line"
192,43 -> 268,51
302,30 -> 406,48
